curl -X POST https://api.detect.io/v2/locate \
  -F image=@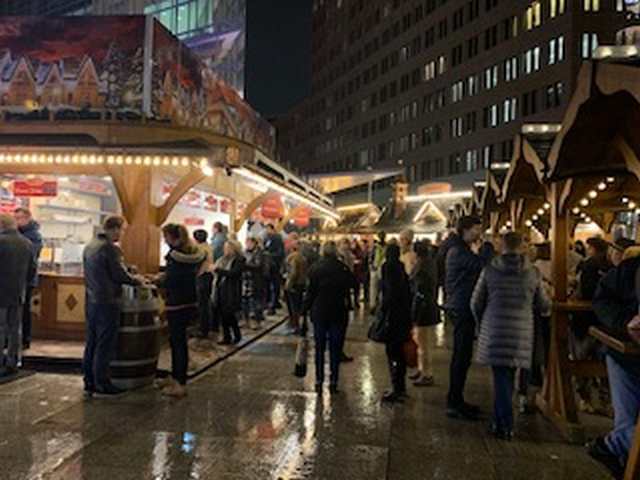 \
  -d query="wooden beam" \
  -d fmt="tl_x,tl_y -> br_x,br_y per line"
233,190 -> 271,233
156,167 -> 206,225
